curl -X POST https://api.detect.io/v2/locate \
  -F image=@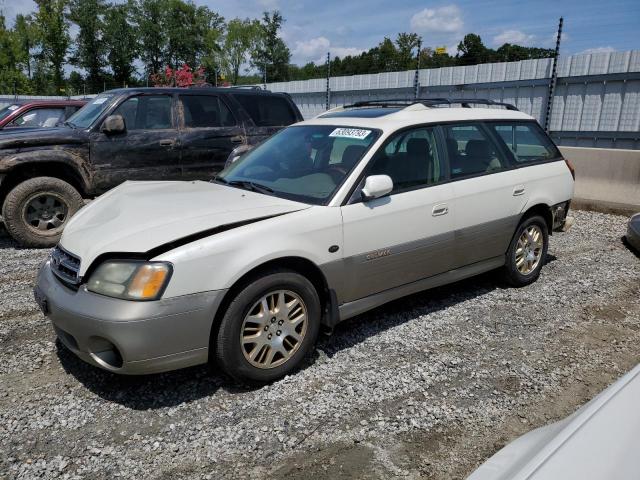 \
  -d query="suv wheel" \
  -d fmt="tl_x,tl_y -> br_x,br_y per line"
214,269 -> 321,384
2,177 -> 84,248
503,215 -> 549,287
